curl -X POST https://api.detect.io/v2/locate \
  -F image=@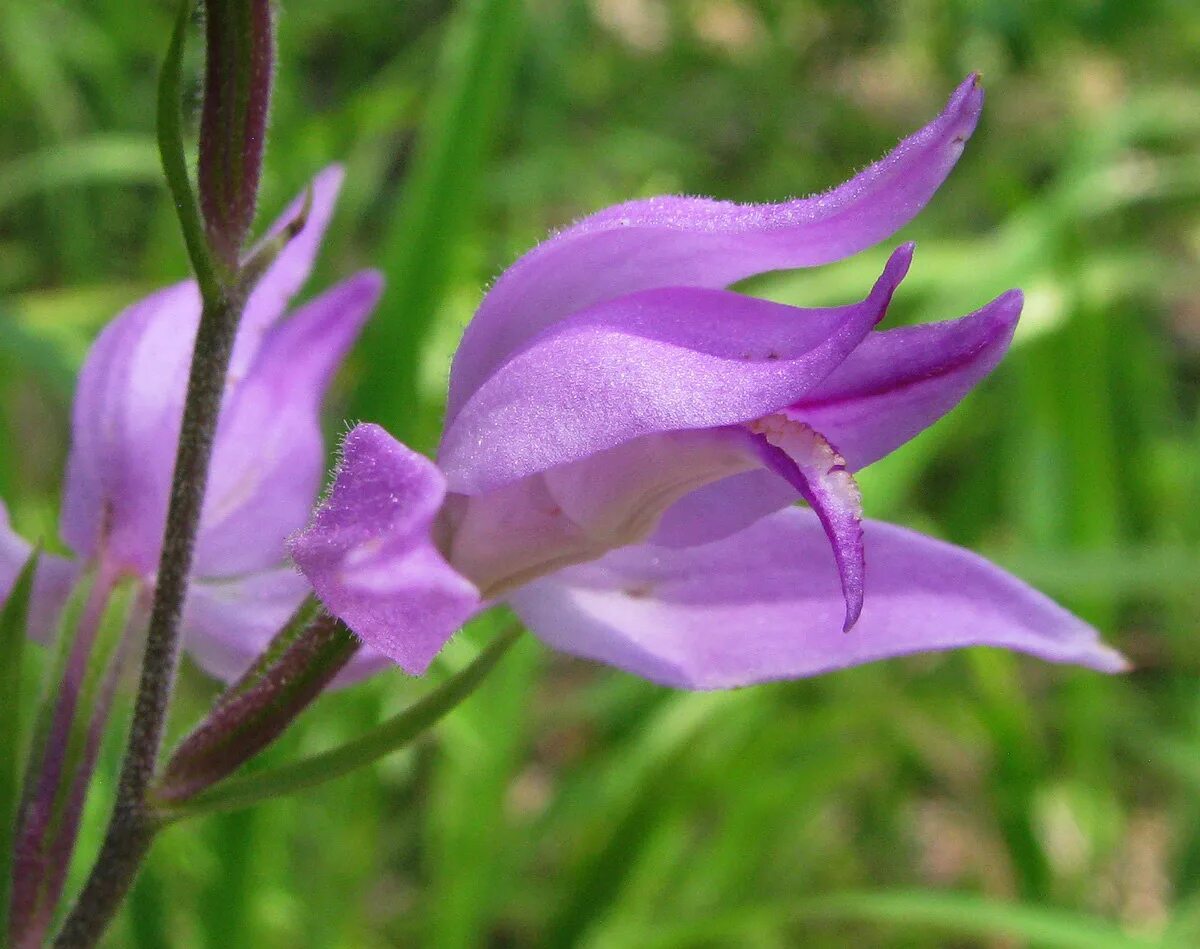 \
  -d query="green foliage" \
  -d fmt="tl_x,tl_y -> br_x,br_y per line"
1,0 -> 1198,945
0,549 -> 39,939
